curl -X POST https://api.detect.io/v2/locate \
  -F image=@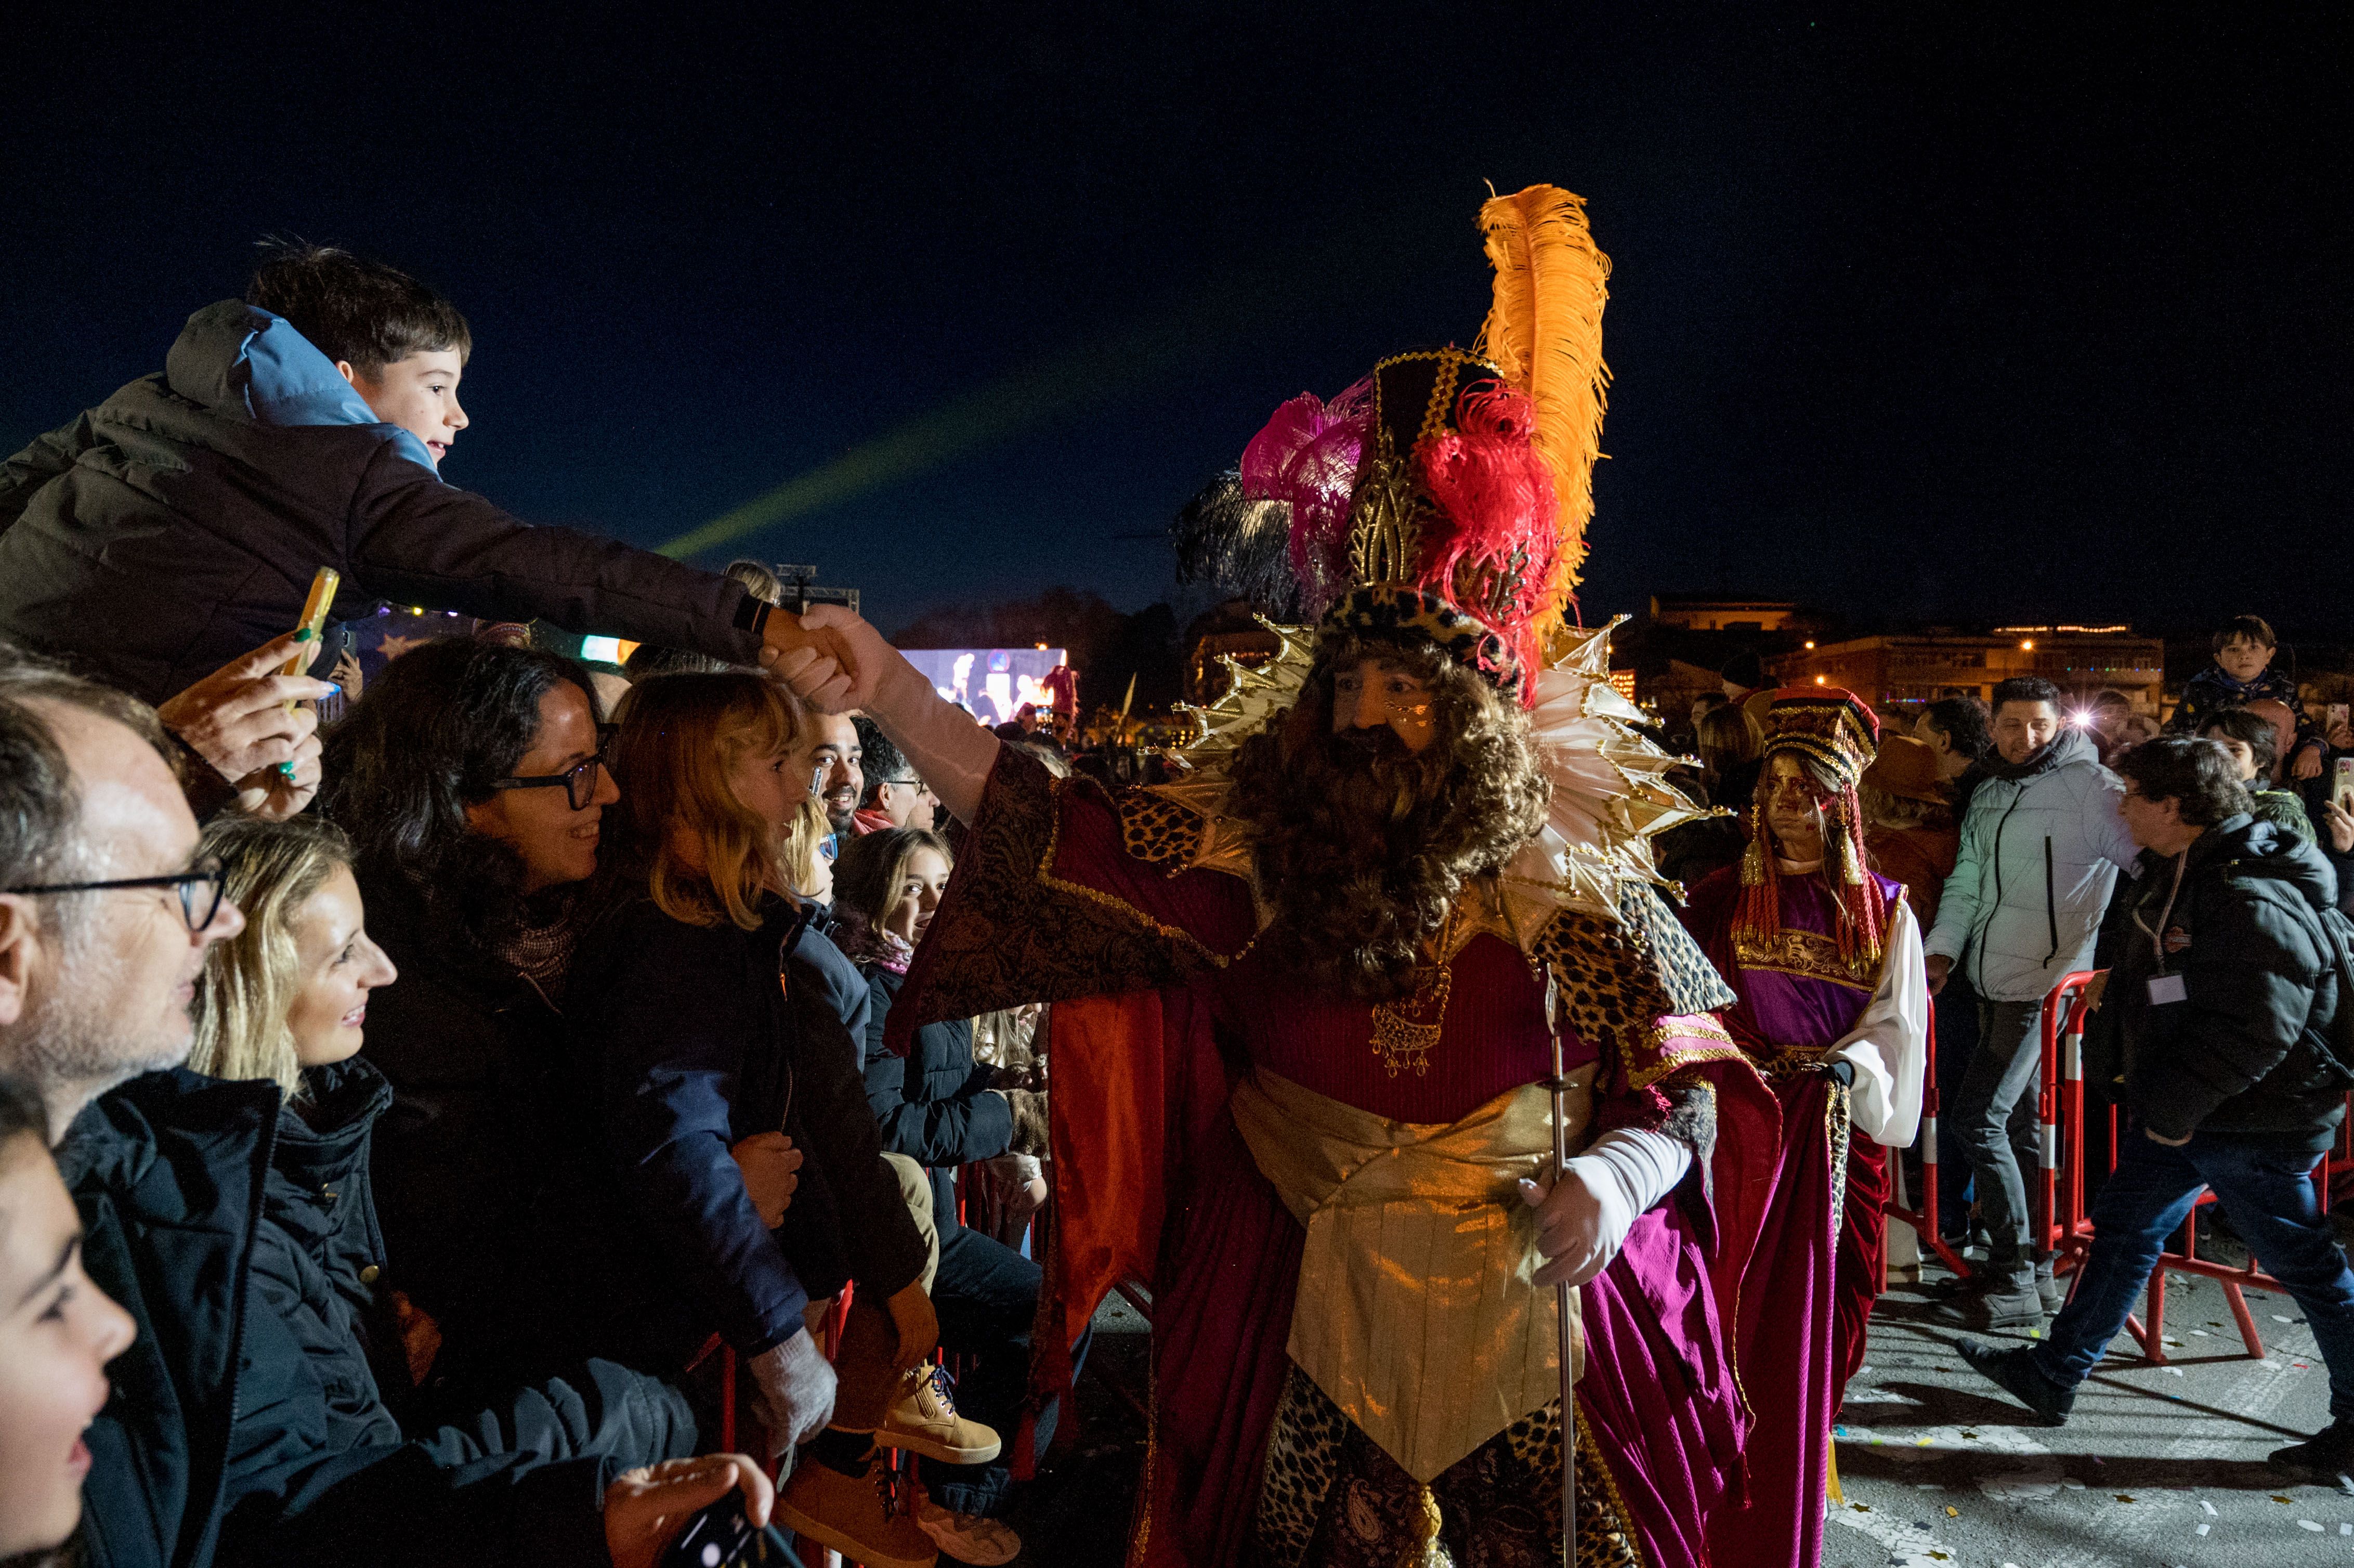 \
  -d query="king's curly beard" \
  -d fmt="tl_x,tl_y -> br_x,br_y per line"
1226,645 -> 1550,1001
